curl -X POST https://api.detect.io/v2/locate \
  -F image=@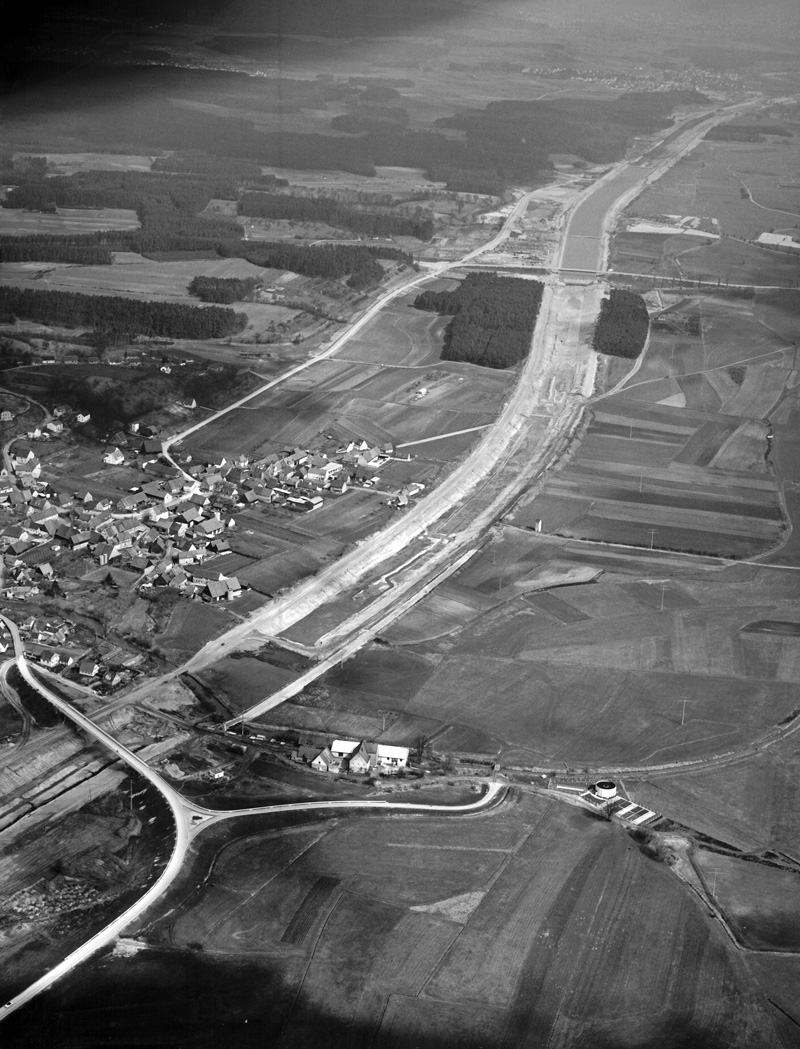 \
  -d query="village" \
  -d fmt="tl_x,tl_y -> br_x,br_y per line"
0,409 -> 425,694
